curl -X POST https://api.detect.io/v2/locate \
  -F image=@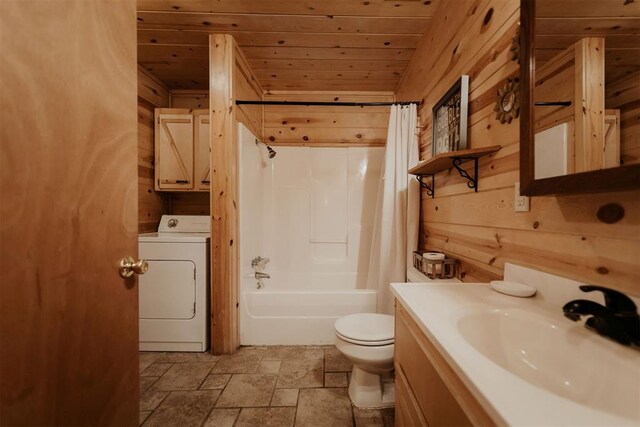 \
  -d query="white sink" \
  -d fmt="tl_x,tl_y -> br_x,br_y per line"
390,280 -> 640,426
458,307 -> 640,420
